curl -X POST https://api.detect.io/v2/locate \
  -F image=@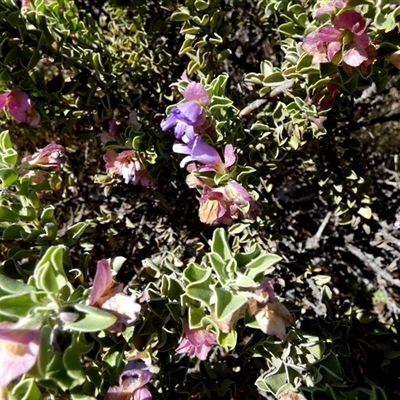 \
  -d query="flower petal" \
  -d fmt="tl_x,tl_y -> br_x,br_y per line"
88,259 -> 114,306
334,10 -> 366,34
343,47 -> 368,67
184,82 -> 210,106
191,137 -> 222,166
